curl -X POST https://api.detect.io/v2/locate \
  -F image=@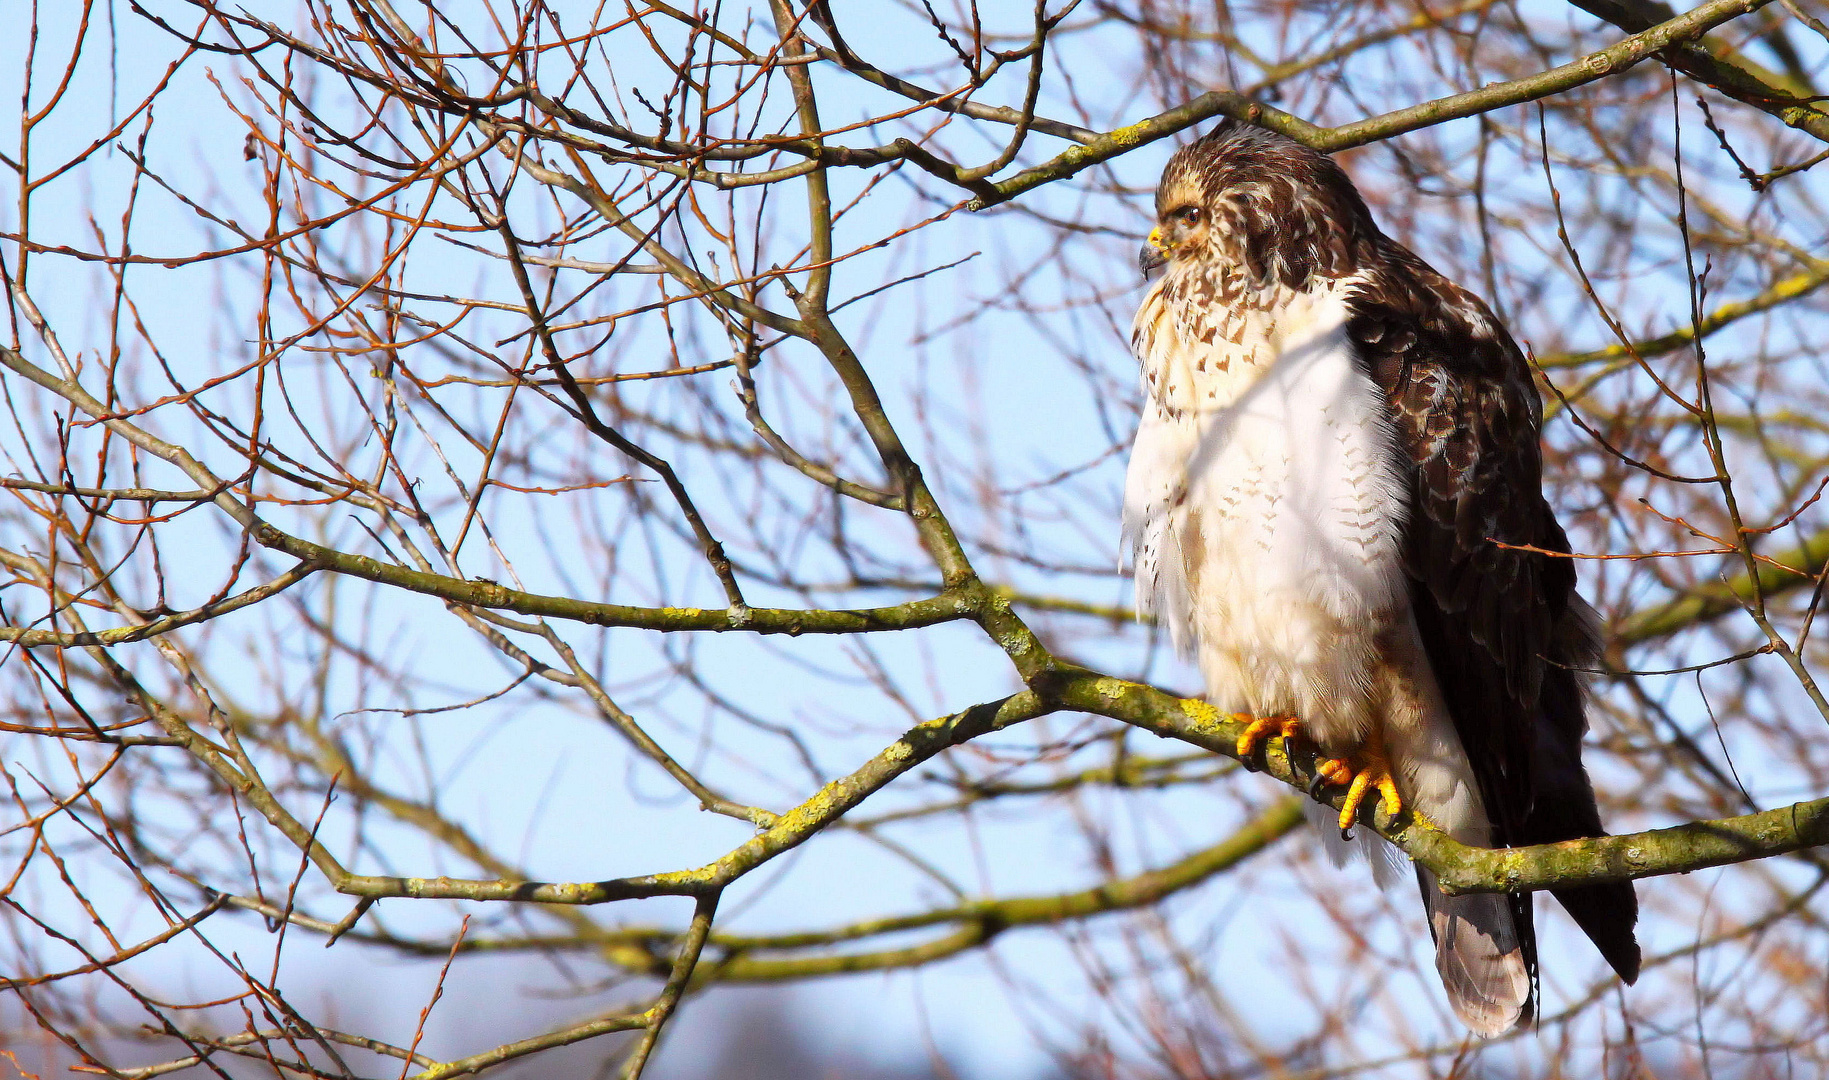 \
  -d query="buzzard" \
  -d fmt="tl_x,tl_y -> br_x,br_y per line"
1123,120 -> 1640,1035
